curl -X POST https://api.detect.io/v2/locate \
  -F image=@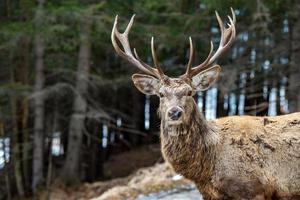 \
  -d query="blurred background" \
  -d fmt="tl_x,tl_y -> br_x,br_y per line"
0,0 -> 299,199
